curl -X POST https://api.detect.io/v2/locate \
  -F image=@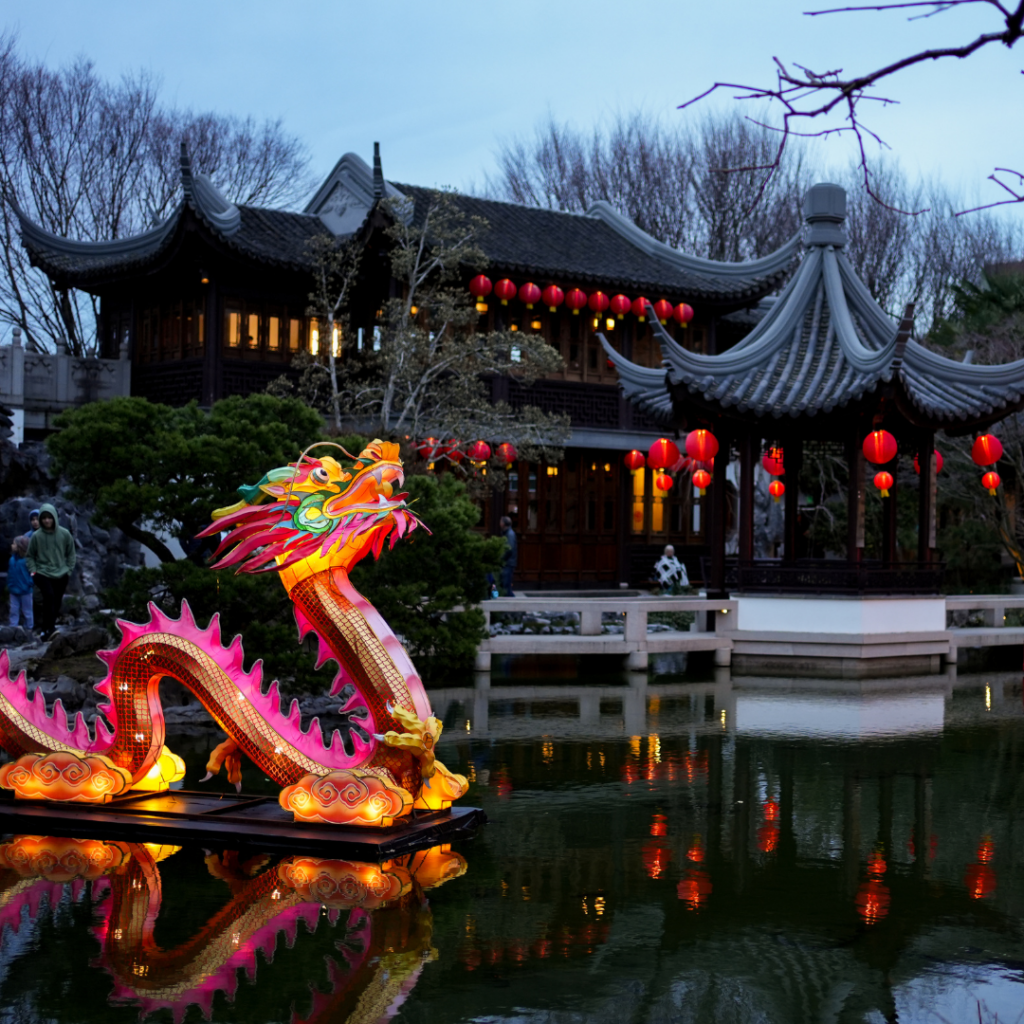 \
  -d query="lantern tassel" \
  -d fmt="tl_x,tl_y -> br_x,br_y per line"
881,488 -> 890,498
988,486 -> 997,496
